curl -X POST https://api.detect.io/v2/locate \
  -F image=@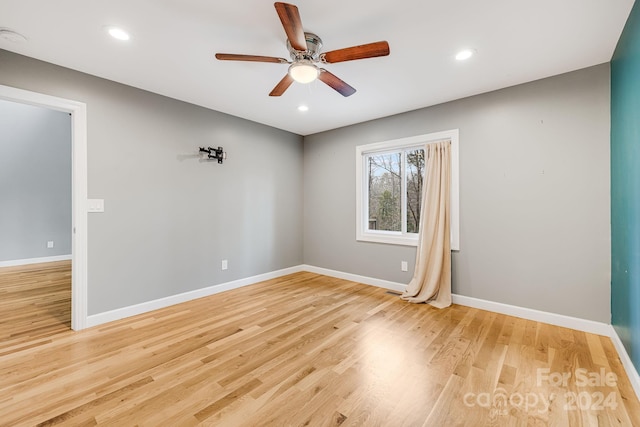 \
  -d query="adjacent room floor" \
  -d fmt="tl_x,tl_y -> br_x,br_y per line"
1,265 -> 638,426
0,261 -> 71,350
